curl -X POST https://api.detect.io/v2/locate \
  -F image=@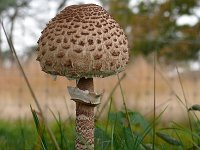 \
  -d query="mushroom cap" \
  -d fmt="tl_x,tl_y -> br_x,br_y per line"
37,4 -> 129,79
